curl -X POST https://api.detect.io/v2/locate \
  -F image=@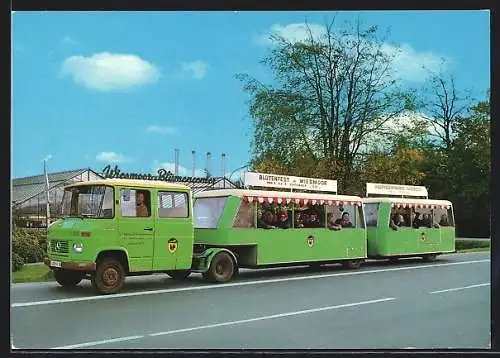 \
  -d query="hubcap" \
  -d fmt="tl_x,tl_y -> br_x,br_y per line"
102,267 -> 119,287
216,263 -> 225,275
